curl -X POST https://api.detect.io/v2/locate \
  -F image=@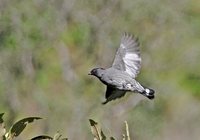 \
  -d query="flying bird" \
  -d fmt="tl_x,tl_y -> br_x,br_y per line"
89,33 -> 155,104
